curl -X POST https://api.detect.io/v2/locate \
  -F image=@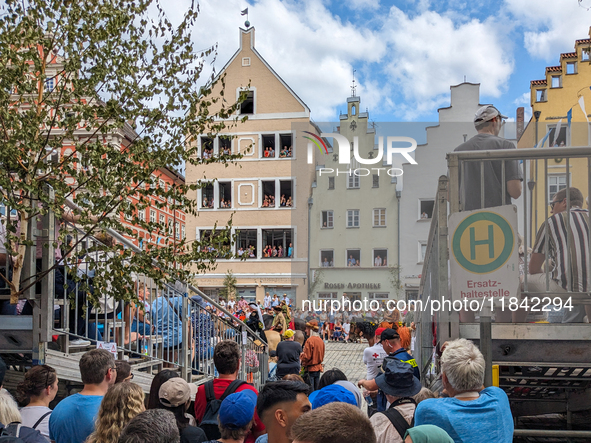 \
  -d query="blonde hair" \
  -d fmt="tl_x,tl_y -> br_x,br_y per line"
0,390 -> 22,425
86,382 -> 145,443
